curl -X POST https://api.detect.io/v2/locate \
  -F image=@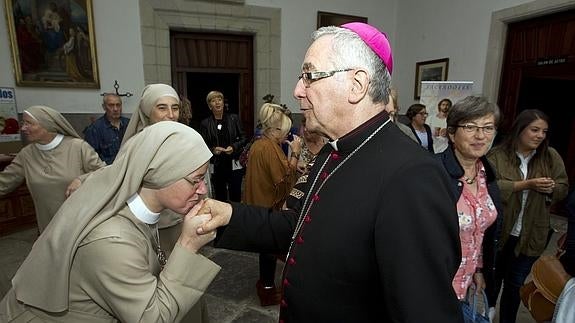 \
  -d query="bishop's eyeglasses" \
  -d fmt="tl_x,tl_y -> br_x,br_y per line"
298,69 -> 352,87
